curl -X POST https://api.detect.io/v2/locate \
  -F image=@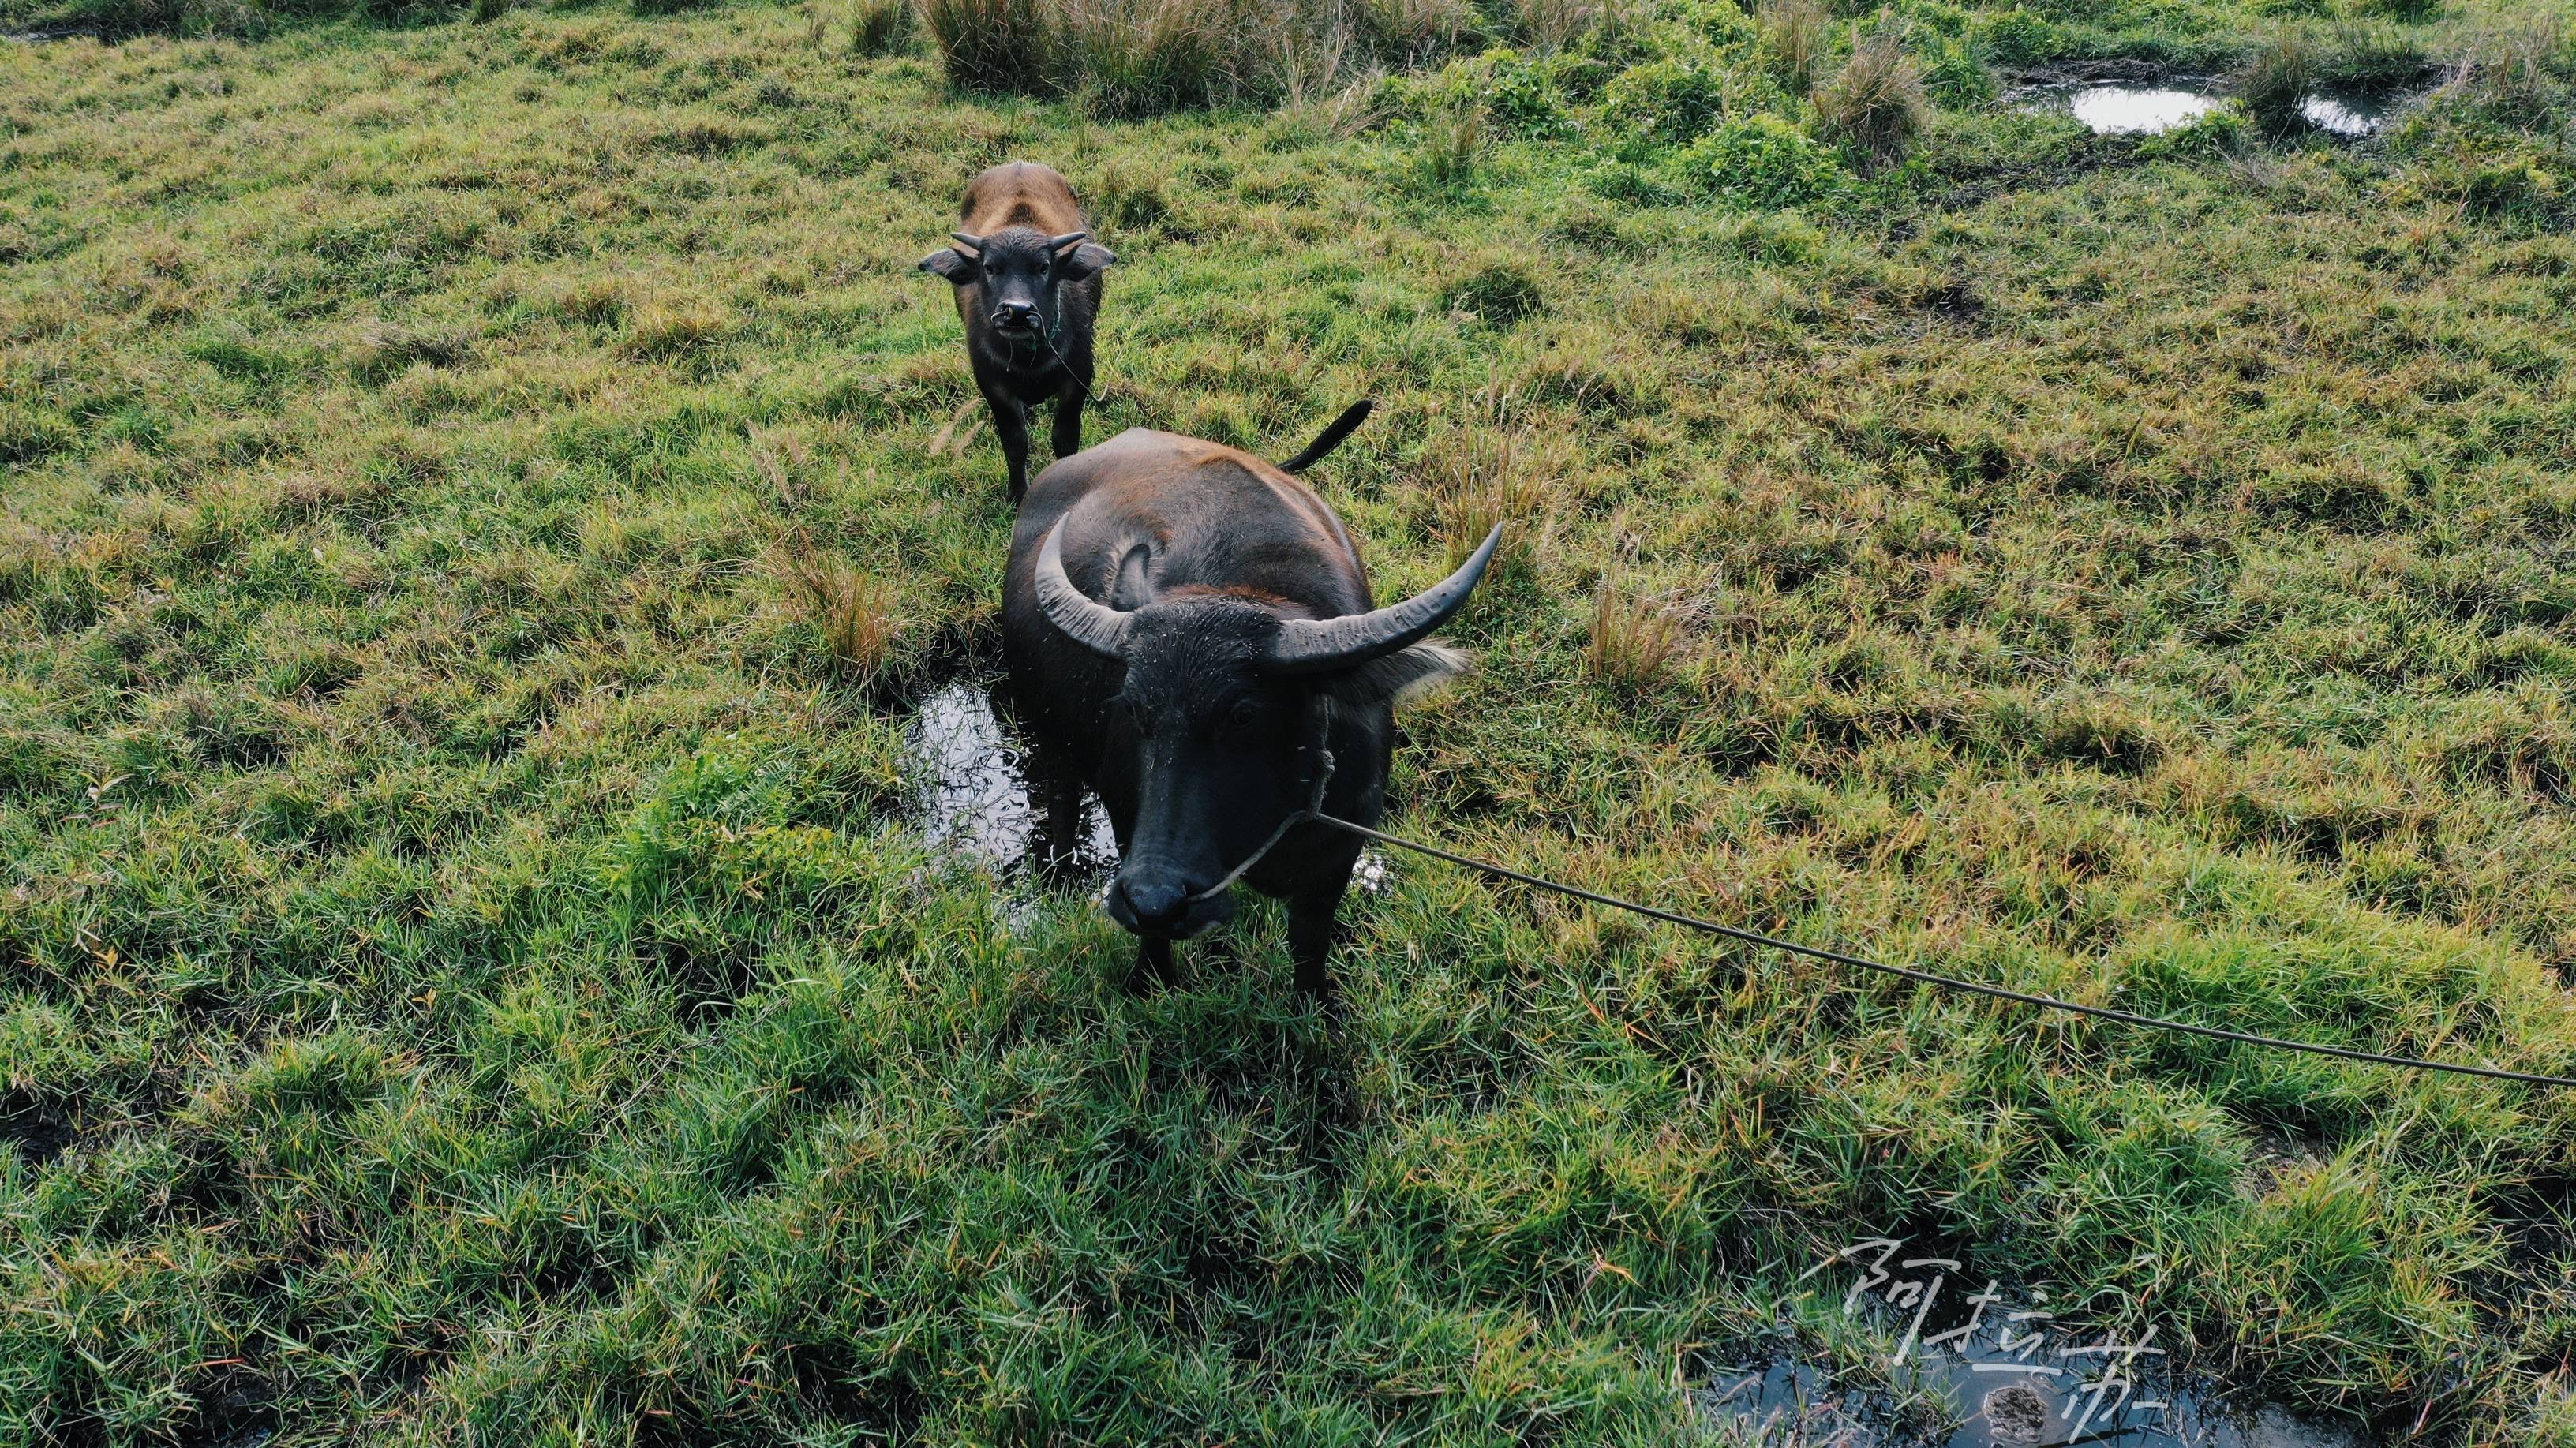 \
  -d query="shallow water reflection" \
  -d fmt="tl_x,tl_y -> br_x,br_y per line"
2010,80 -> 2405,137
900,680 -> 1387,896
2298,90 -> 2398,137
904,682 -> 1117,877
